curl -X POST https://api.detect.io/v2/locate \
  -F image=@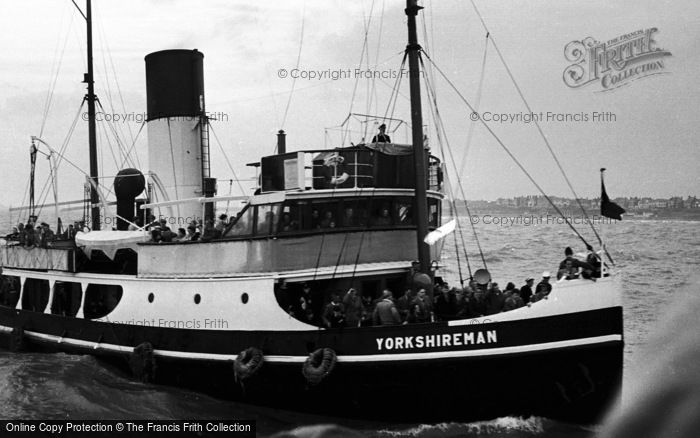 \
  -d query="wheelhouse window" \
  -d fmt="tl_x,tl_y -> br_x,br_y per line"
21,278 -> 50,312
0,275 -> 21,308
83,284 -> 123,319
51,281 -> 82,317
